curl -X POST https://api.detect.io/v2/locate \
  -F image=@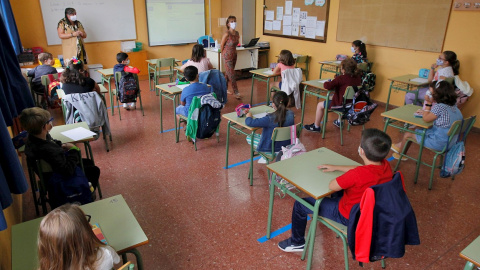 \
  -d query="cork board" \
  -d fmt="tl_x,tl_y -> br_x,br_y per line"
337,0 -> 452,52
263,0 -> 330,43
